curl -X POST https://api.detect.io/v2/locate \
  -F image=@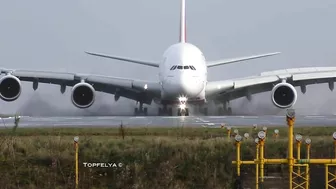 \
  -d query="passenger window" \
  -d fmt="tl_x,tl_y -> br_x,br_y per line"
177,66 -> 183,69
190,66 -> 196,70
184,66 -> 189,69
